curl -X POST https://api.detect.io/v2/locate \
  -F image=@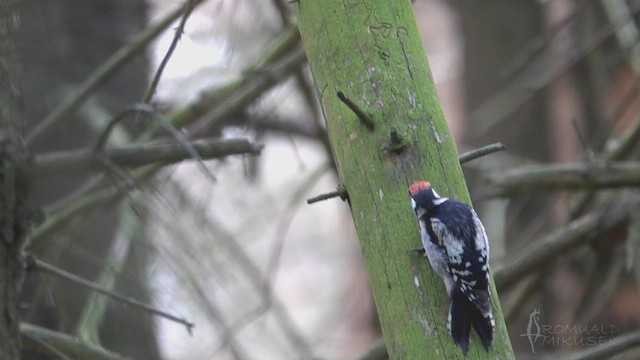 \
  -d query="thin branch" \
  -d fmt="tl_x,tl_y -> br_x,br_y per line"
569,113 -> 640,218
137,26 -> 300,140
589,74 -> 640,156
151,183 -> 248,360
575,245 -> 626,326
251,115 -> 329,147
572,118 -> 596,161
29,27 -> 301,247
143,0 -> 197,103
266,163 -> 330,289
601,0 -> 640,73
607,115 -> 640,161
21,322 -> 131,360
268,0 -> 326,163
336,91 -> 375,130
212,303 -> 270,355
94,104 -> 217,181
482,161 -> 640,198
458,142 -> 506,164
93,105 -> 152,151
95,154 -> 138,192
75,203 -> 137,344
22,329 -> 74,360
25,0 -> 208,146
306,143 -> 506,204
26,255 -> 194,333
187,42 -> 306,137
499,0 -> 591,81
25,138 -> 262,178
200,215 -> 314,358
563,330 -> 640,360
209,165 -> 332,357
156,179 -> 314,358
29,176 -> 137,246
493,202 -> 635,290
306,185 -> 348,204
503,275 -> 540,324
472,3 -> 640,137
